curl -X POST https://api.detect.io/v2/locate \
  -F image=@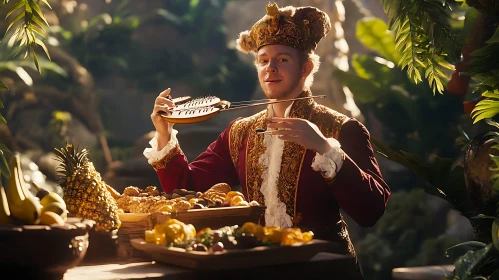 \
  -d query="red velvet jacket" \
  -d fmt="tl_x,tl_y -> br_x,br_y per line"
150,95 -> 390,255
